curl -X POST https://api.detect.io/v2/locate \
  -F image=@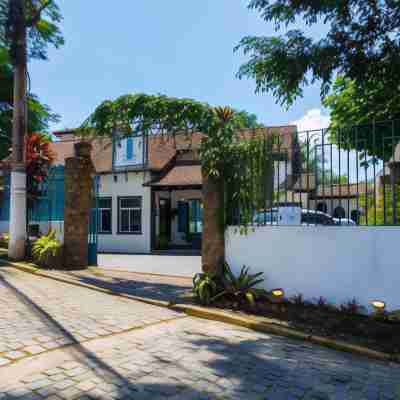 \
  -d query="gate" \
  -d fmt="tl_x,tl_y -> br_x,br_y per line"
27,166 -> 99,266
27,165 -> 65,238
88,175 -> 99,266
